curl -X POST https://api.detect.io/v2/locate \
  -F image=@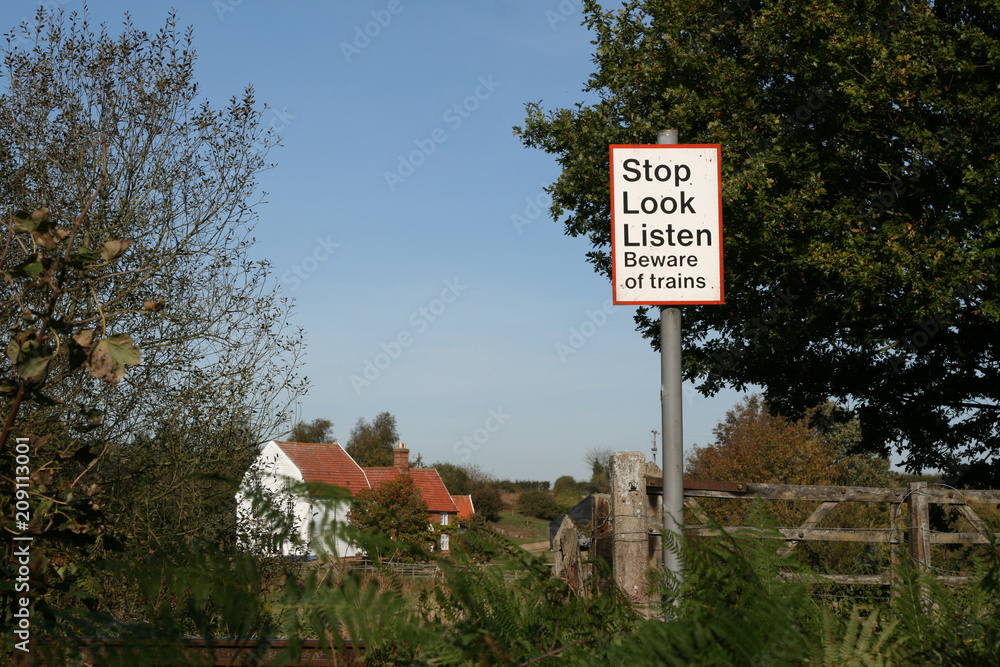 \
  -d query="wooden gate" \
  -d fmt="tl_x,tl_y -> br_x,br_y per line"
649,477 -> 1000,586
598,451 -> 999,605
